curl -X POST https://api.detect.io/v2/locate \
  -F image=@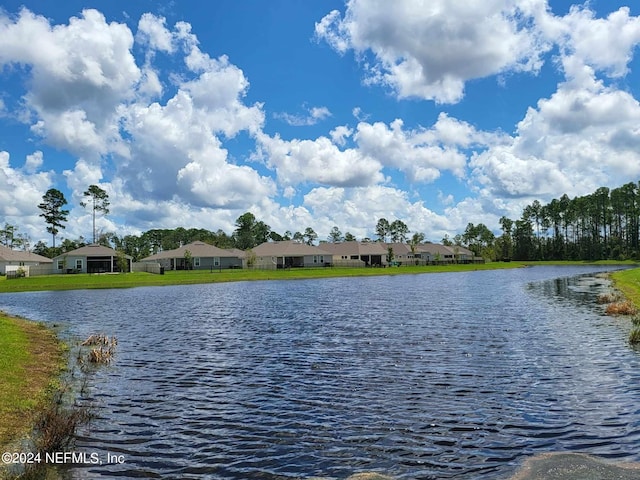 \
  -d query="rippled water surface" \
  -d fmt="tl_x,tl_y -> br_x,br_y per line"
3,266 -> 640,479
